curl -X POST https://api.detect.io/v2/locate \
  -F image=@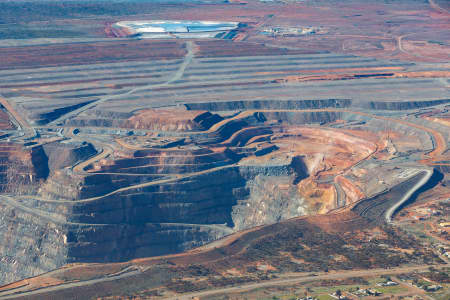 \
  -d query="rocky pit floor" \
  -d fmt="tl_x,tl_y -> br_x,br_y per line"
0,0 -> 449,299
